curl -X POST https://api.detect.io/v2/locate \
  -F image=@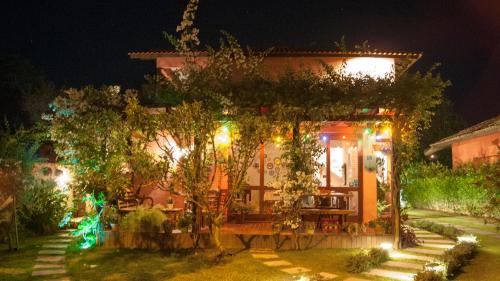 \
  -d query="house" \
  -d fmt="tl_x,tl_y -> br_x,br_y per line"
128,50 -> 422,225
425,115 -> 500,168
